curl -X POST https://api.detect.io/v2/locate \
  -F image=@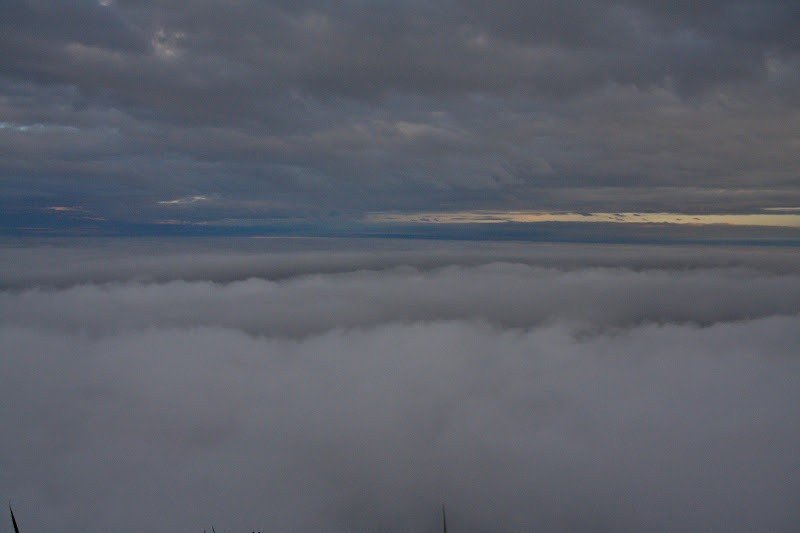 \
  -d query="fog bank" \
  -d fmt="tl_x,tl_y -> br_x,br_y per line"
1,241 -> 799,531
